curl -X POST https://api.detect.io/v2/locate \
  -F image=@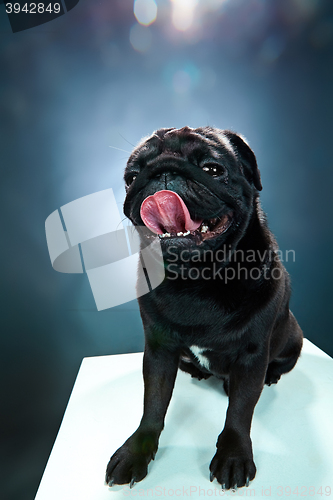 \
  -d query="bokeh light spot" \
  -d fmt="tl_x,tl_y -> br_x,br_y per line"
163,60 -> 201,94
173,70 -> 192,93
134,0 -> 157,27
171,0 -> 198,31
260,35 -> 286,63
130,23 -> 153,52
